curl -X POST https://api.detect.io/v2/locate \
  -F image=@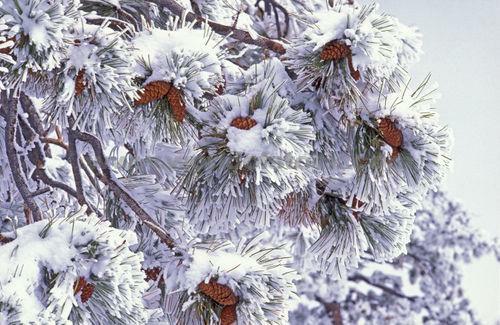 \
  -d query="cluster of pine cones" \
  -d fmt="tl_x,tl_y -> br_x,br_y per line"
134,80 -> 186,123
